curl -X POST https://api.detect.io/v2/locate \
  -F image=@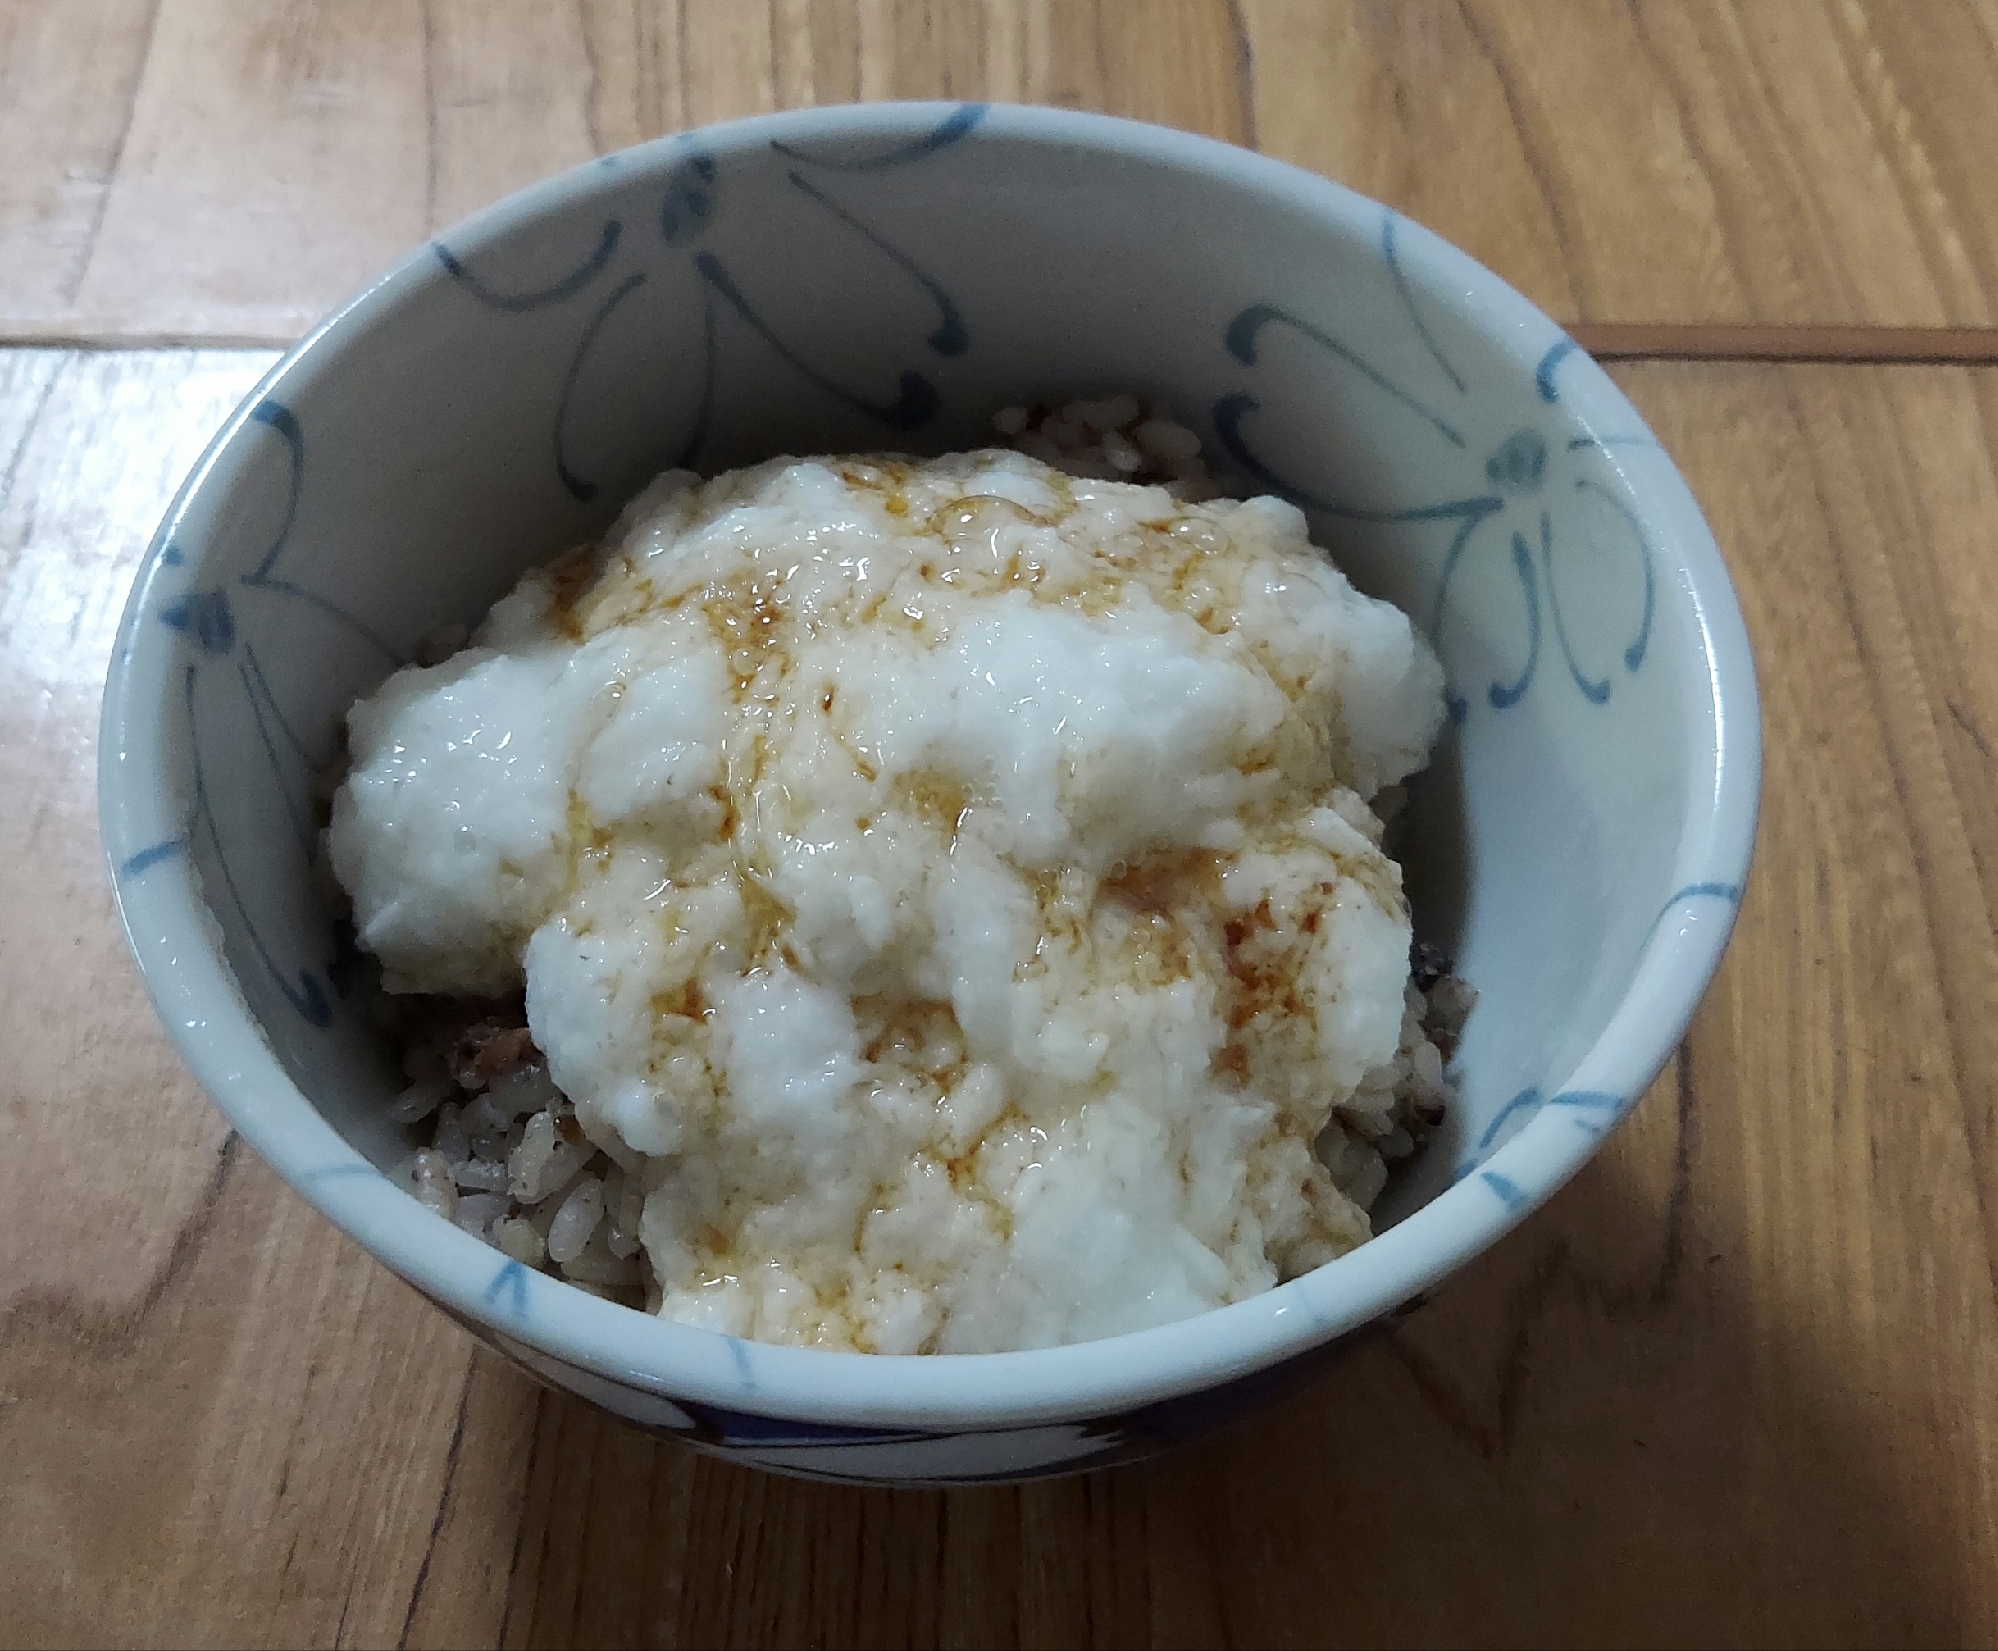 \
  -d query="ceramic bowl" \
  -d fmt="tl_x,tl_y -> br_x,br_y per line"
99,103 -> 1758,1485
